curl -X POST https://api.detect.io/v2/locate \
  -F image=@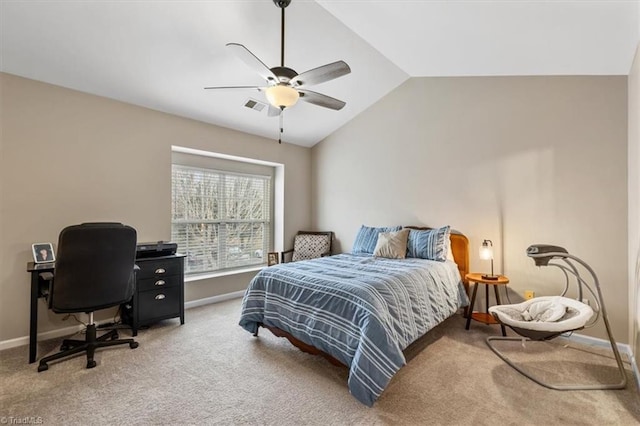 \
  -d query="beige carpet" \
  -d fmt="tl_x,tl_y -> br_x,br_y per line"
1,299 -> 639,425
